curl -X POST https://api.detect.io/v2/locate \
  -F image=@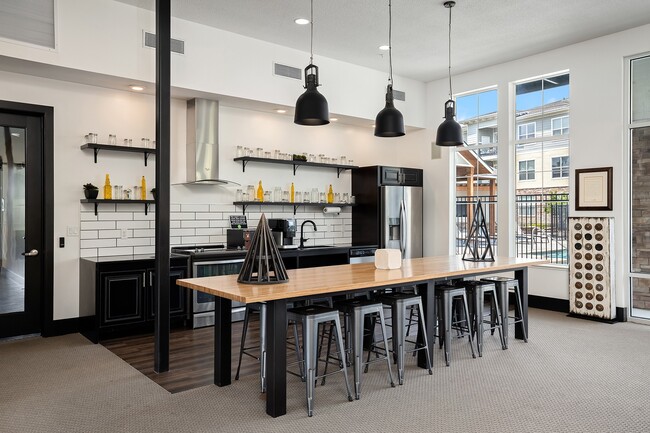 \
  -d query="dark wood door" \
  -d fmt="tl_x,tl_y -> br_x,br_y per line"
148,267 -> 187,319
0,112 -> 44,338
